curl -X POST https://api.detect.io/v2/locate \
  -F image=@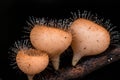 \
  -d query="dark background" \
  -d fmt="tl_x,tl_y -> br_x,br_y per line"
0,0 -> 120,80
